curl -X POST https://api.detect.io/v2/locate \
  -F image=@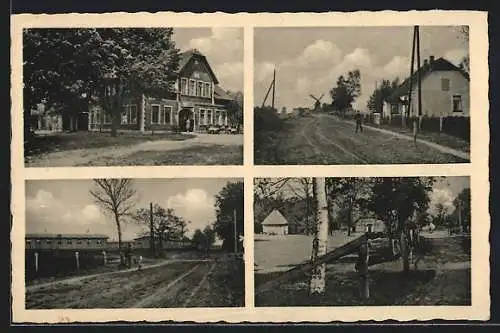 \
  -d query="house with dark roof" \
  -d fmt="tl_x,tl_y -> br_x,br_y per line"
383,55 -> 470,119
88,48 -> 236,133
261,209 -> 289,235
